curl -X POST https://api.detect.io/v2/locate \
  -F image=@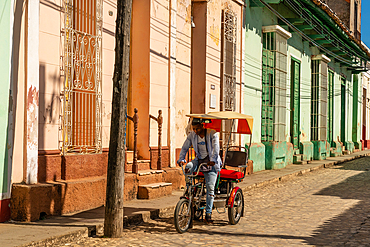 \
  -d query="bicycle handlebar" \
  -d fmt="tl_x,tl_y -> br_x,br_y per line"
179,162 -> 209,178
